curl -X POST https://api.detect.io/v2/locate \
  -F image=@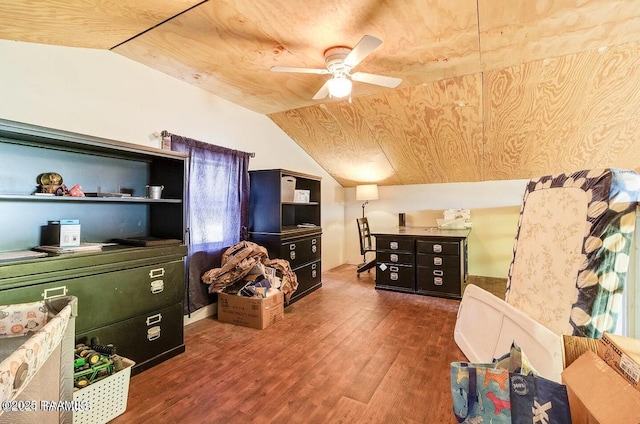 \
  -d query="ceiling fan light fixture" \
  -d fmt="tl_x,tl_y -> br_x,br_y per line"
328,76 -> 352,98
